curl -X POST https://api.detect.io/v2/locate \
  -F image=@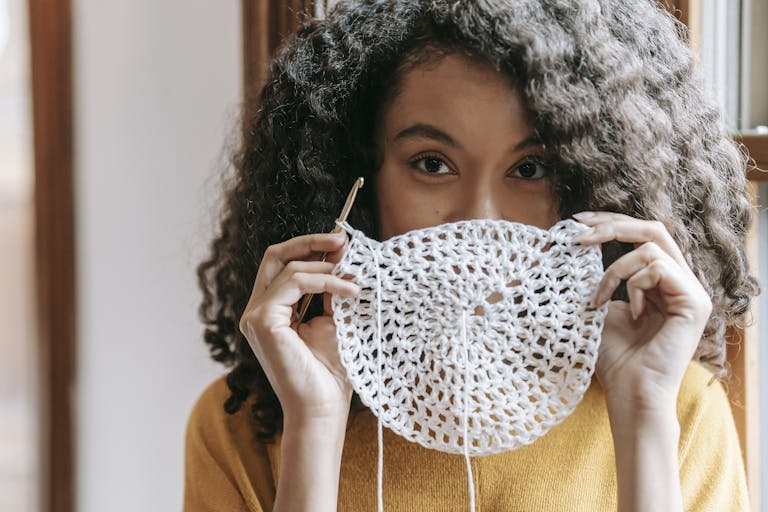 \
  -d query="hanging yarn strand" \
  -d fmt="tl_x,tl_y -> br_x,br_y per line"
462,310 -> 476,512
364,236 -> 385,512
